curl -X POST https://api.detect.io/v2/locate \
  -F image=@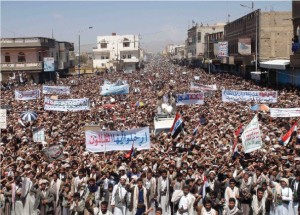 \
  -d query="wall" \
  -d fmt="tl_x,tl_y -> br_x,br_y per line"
1,49 -> 40,63
260,11 -> 293,61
